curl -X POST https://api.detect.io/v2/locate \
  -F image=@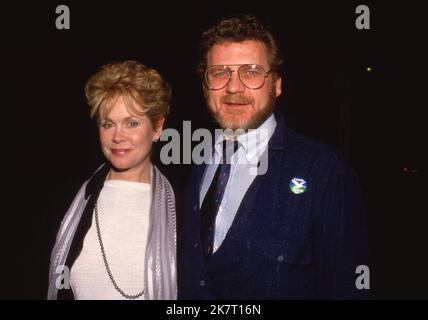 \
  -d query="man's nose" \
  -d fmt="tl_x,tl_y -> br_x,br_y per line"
225,71 -> 245,93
